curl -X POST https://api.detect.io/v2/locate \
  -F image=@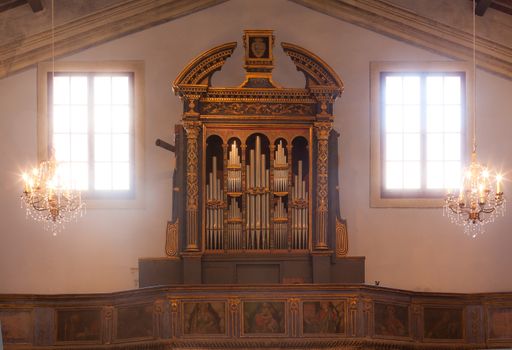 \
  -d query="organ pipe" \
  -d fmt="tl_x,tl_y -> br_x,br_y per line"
291,160 -> 308,249
273,140 -> 288,193
245,136 -> 270,249
227,141 -> 242,193
227,198 -> 242,249
206,136 -> 308,251
206,156 -> 224,250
